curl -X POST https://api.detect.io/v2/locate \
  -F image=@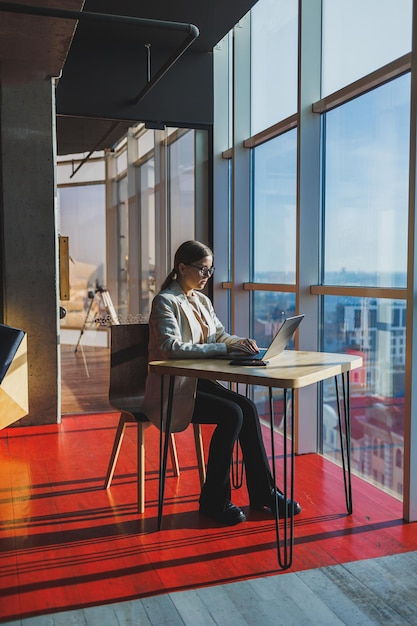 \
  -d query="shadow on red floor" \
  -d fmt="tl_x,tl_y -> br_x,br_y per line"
1,413 -> 416,622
